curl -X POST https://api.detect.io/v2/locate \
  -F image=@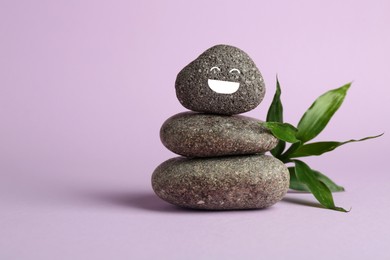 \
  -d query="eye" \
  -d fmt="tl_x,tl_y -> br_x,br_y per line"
229,68 -> 241,74
210,66 -> 221,73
